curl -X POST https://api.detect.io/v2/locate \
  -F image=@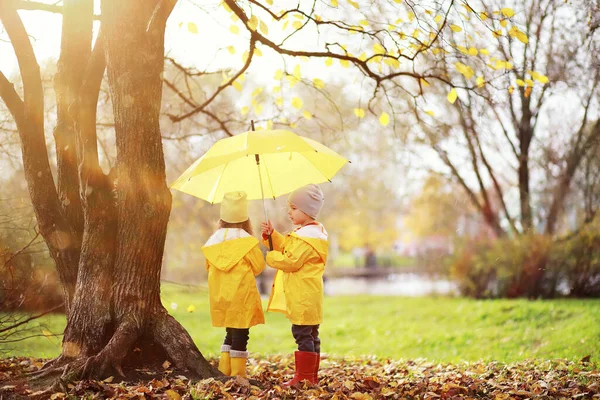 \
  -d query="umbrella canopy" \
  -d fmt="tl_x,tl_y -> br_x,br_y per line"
170,129 -> 348,204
